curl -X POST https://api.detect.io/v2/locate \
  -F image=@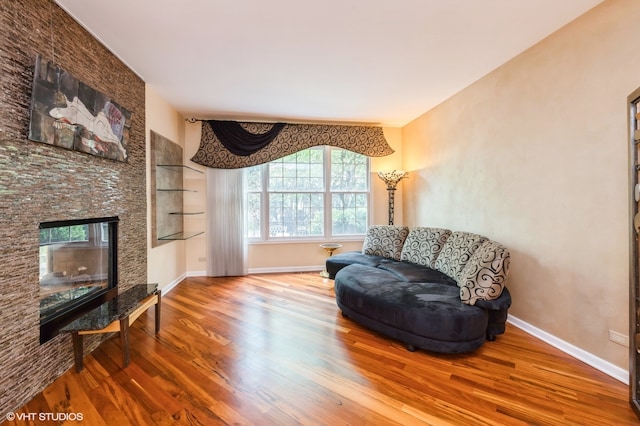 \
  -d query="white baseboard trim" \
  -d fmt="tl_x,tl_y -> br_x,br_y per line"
184,267 -> 323,277
508,315 -> 628,385
186,270 -> 207,277
182,266 -> 323,278
161,273 -> 187,295
248,265 -> 324,274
